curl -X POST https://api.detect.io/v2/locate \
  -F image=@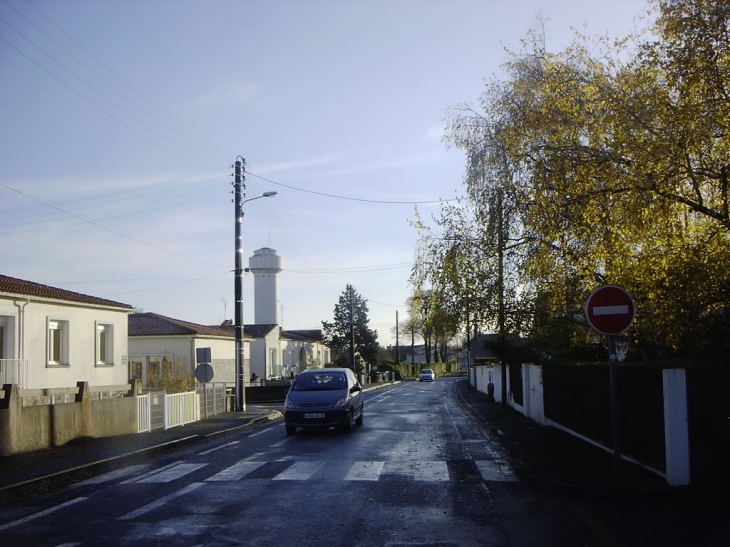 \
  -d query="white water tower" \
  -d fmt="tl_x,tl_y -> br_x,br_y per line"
248,247 -> 283,325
